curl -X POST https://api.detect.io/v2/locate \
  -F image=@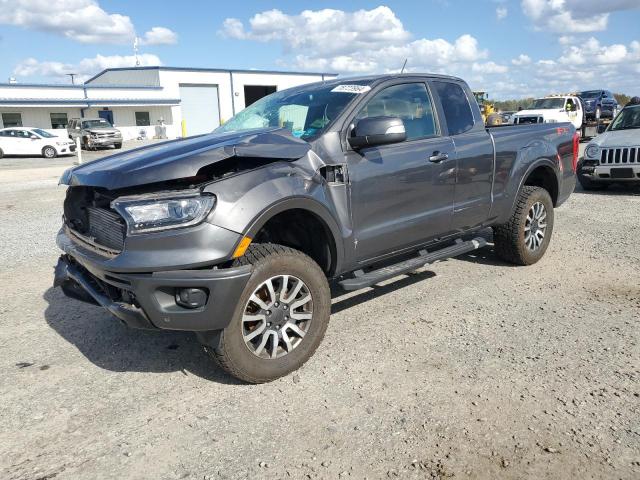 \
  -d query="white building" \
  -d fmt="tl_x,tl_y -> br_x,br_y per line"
0,67 -> 337,140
